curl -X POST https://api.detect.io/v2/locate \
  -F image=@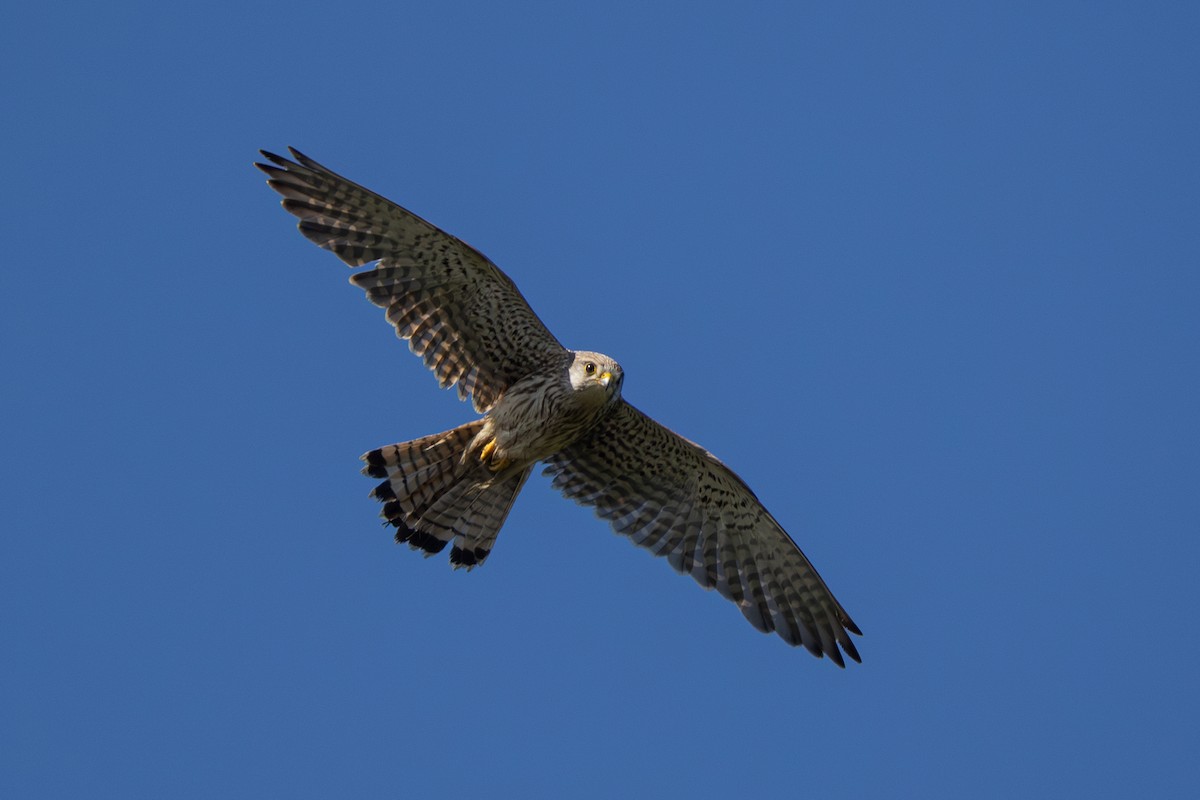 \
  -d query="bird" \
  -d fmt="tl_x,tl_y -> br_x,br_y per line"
256,147 -> 862,666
